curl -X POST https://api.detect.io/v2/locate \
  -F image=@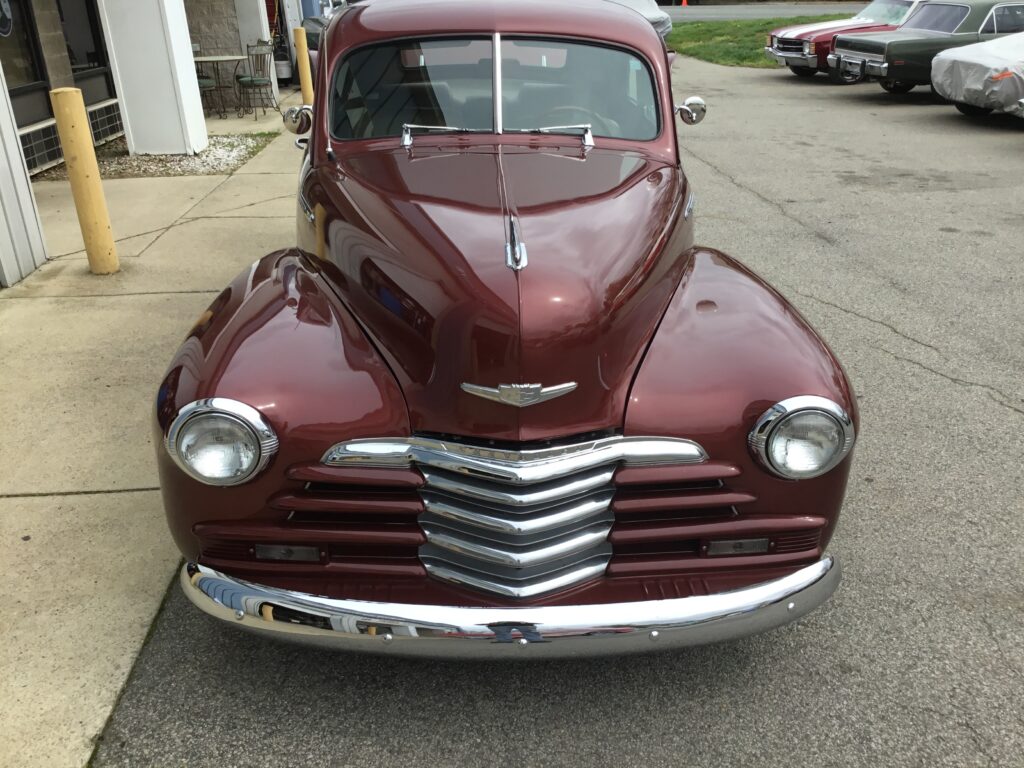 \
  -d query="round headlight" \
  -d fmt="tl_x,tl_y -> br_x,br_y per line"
749,396 -> 854,480
166,398 -> 278,486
